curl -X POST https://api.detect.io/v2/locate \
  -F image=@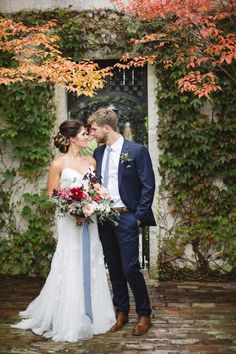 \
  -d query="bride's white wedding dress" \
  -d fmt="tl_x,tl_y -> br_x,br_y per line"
11,168 -> 116,342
